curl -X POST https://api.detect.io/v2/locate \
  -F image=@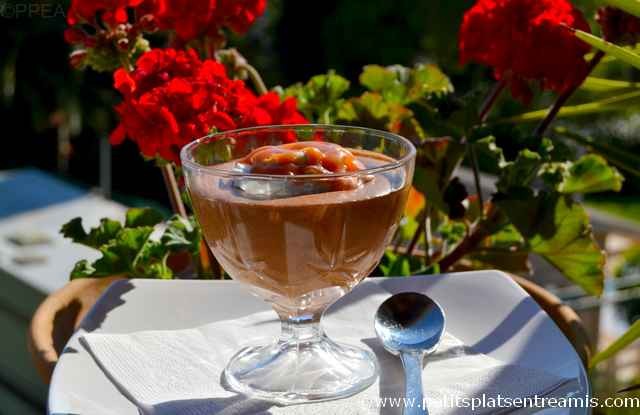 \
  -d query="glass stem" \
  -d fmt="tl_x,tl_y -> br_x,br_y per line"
277,311 -> 325,343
